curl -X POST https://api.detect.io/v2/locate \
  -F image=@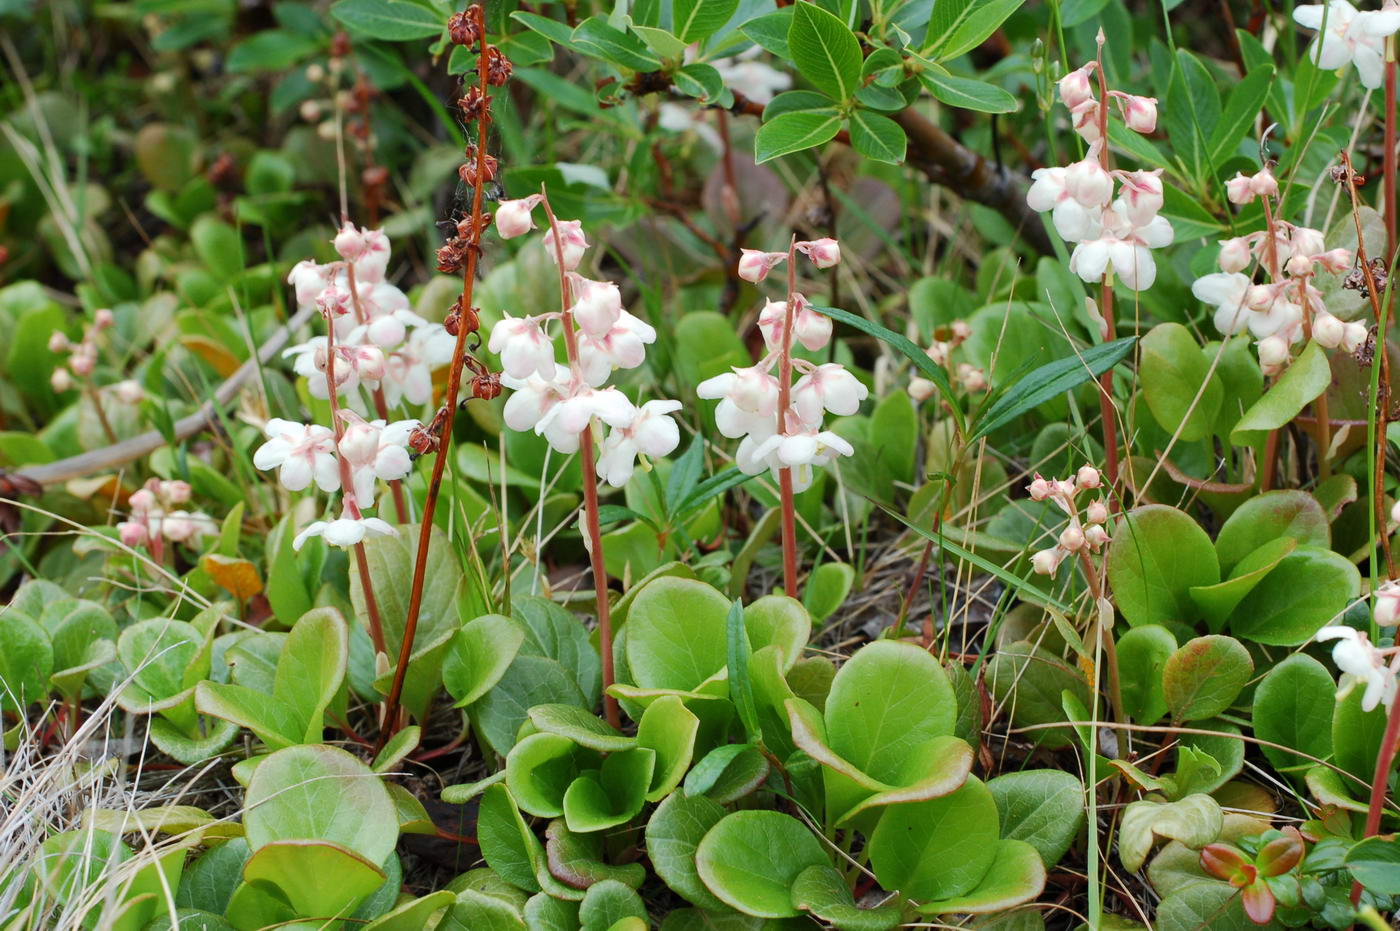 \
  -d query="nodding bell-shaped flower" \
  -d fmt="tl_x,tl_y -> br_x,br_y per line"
382,324 -> 455,407
1316,626 -> 1397,711
1057,63 -> 1096,111
1193,274 -> 1251,335
535,384 -> 637,455
1076,465 -> 1102,489
576,311 -> 657,386
354,229 -> 391,283
1116,94 -> 1157,134
544,219 -> 589,270
338,415 -> 418,508
286,338 -> 386,399
908,377 -> 937,402
495,195 -> 543,239
1341,319 -> 1370,353
489,315 -> 557,380
795,238 -> 841,268
1064,157 -> 1114,209
791,363 -> 869,423
254,418 -> 341,493
1313,312 -> 1347,348
757,295 -> 832,352
744,428 -> 856,492
50,368 -> 71,392
737,249 -> 789,283
1226,169 -> 1278,205
1294,0 -> 1400,89
697,366 -> 781,438
1375,579 -> 1400,627
569,276 -> 624,337
1256,335 -> 1291,371
1218,236 -> 1254,274
293,507 -> 397,552
502,364 -> 572,434
1115,170 -> 1164,226
316,284 -> 353,319
596,399 -> 683,487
